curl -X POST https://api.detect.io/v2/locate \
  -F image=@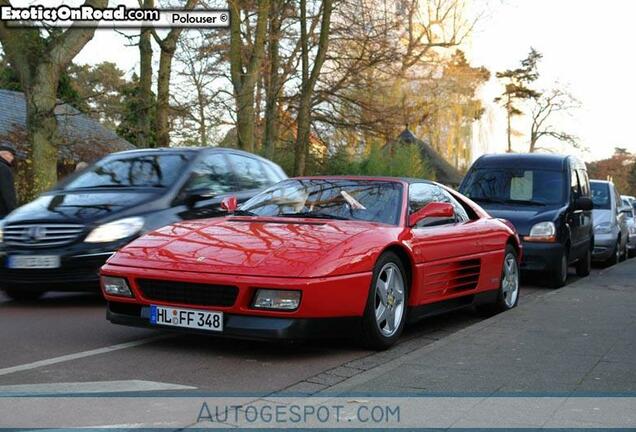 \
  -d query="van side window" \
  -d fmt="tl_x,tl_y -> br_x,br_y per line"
570,169 -> 581,200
